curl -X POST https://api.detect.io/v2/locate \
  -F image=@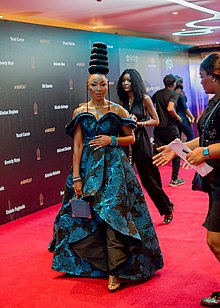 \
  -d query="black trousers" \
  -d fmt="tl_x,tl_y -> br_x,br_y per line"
154,135 -> 181,181
126,127 -> 173,216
